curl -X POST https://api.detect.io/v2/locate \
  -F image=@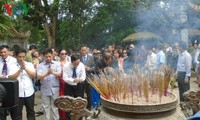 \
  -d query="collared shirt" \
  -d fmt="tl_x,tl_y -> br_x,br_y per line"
146,52 -> 157,68
194,50 -> 200,65
11,61 -> 35,97
155,50 -> 166,69
0,56 -> 17,76
37,60 -> 61,96
82,55 -> 87,64
177,50 -> 192,77
66,56 -> 71,62
63,62 -> 86,86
